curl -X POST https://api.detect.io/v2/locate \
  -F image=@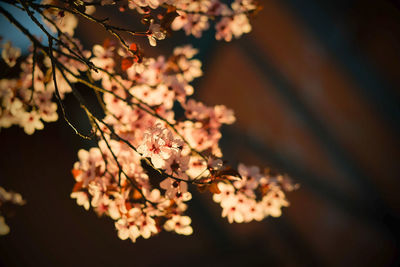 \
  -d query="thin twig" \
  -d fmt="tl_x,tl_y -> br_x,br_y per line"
48,38 -> 94,139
